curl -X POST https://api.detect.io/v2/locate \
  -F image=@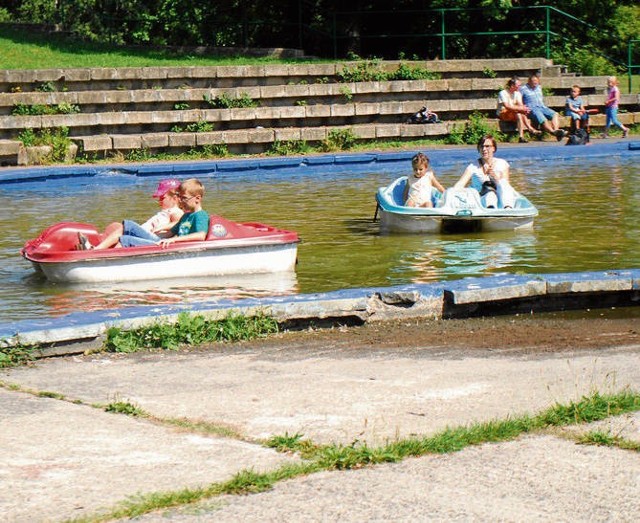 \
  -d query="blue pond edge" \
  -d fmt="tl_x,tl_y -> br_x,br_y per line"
1,269 -> 639,349
1,140 -> 638,185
